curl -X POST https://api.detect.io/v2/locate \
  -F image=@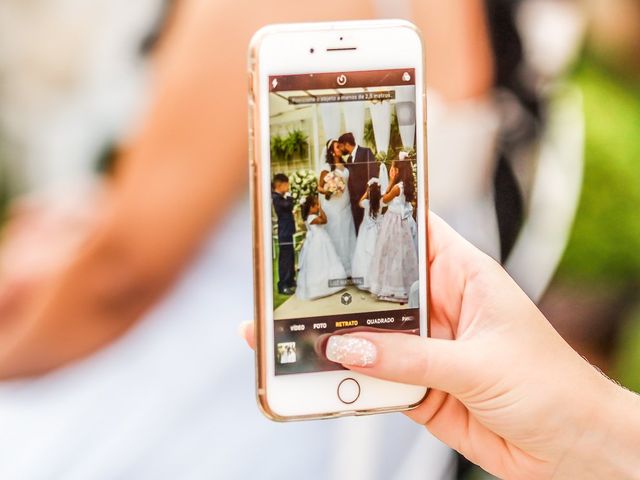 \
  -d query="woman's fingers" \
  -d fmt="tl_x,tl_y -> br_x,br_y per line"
326,332 -> 472,395
238,321 -> 255,350
240,324 -> 474,397
238,323 -> 472,395
240,320 -> 472,395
